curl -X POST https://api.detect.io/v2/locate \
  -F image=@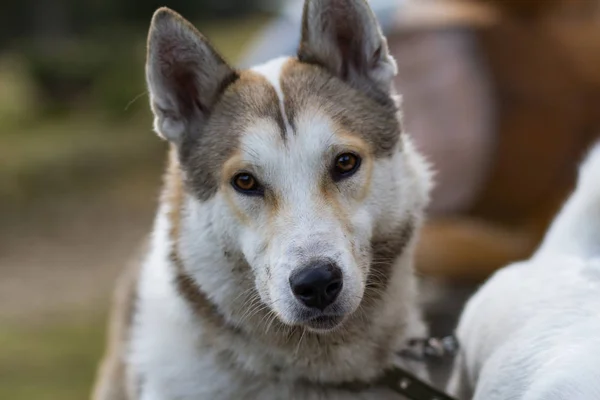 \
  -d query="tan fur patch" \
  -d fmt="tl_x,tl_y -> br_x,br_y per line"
166,146 -> 184,242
